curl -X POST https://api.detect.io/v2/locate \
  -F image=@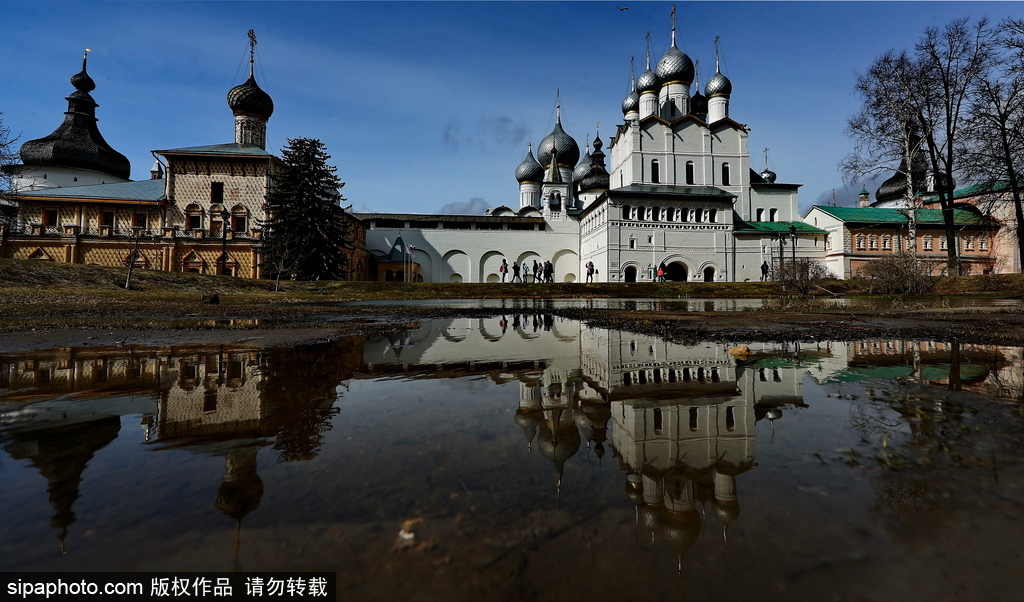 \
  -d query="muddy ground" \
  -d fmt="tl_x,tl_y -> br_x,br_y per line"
3,300 -> 1024,352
